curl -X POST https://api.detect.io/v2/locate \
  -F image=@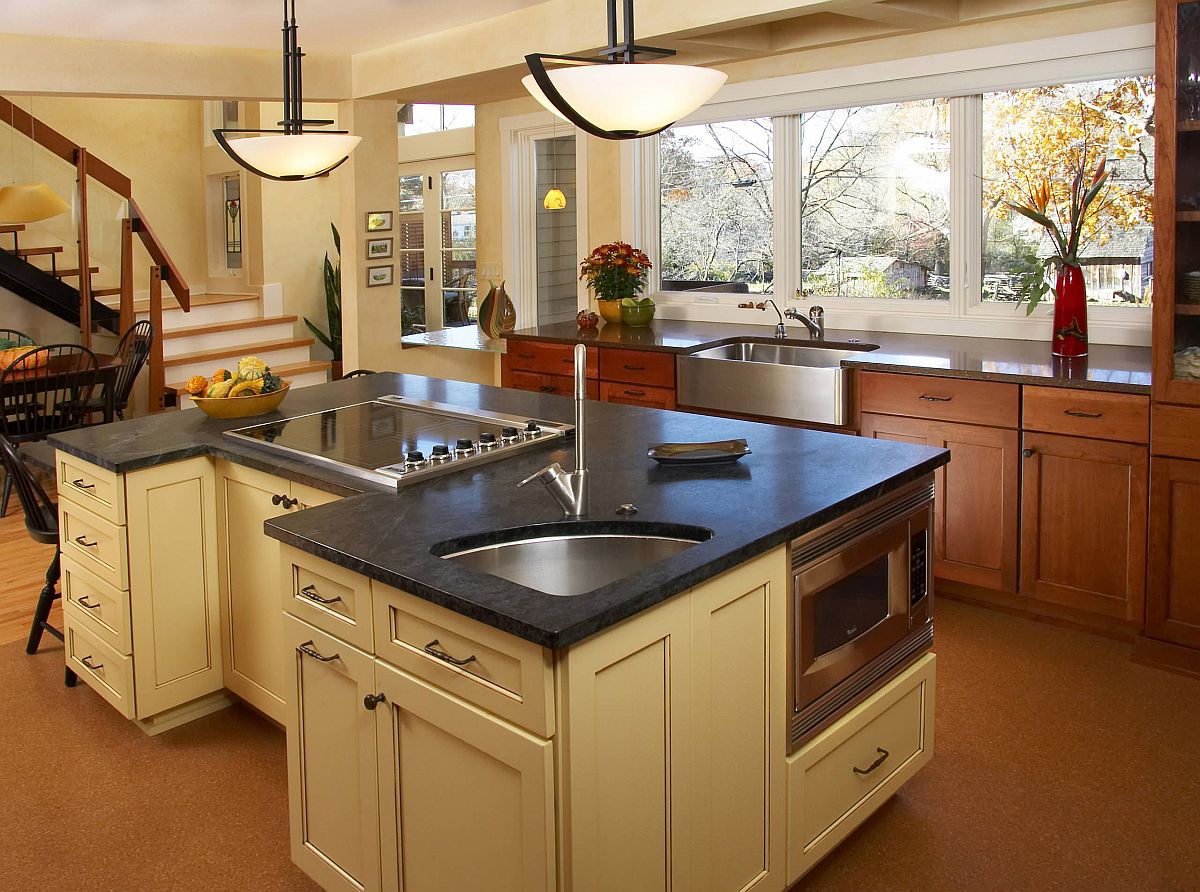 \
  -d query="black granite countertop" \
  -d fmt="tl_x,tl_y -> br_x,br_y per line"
51,375 -> 947,649
506,319 -> 1152,394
